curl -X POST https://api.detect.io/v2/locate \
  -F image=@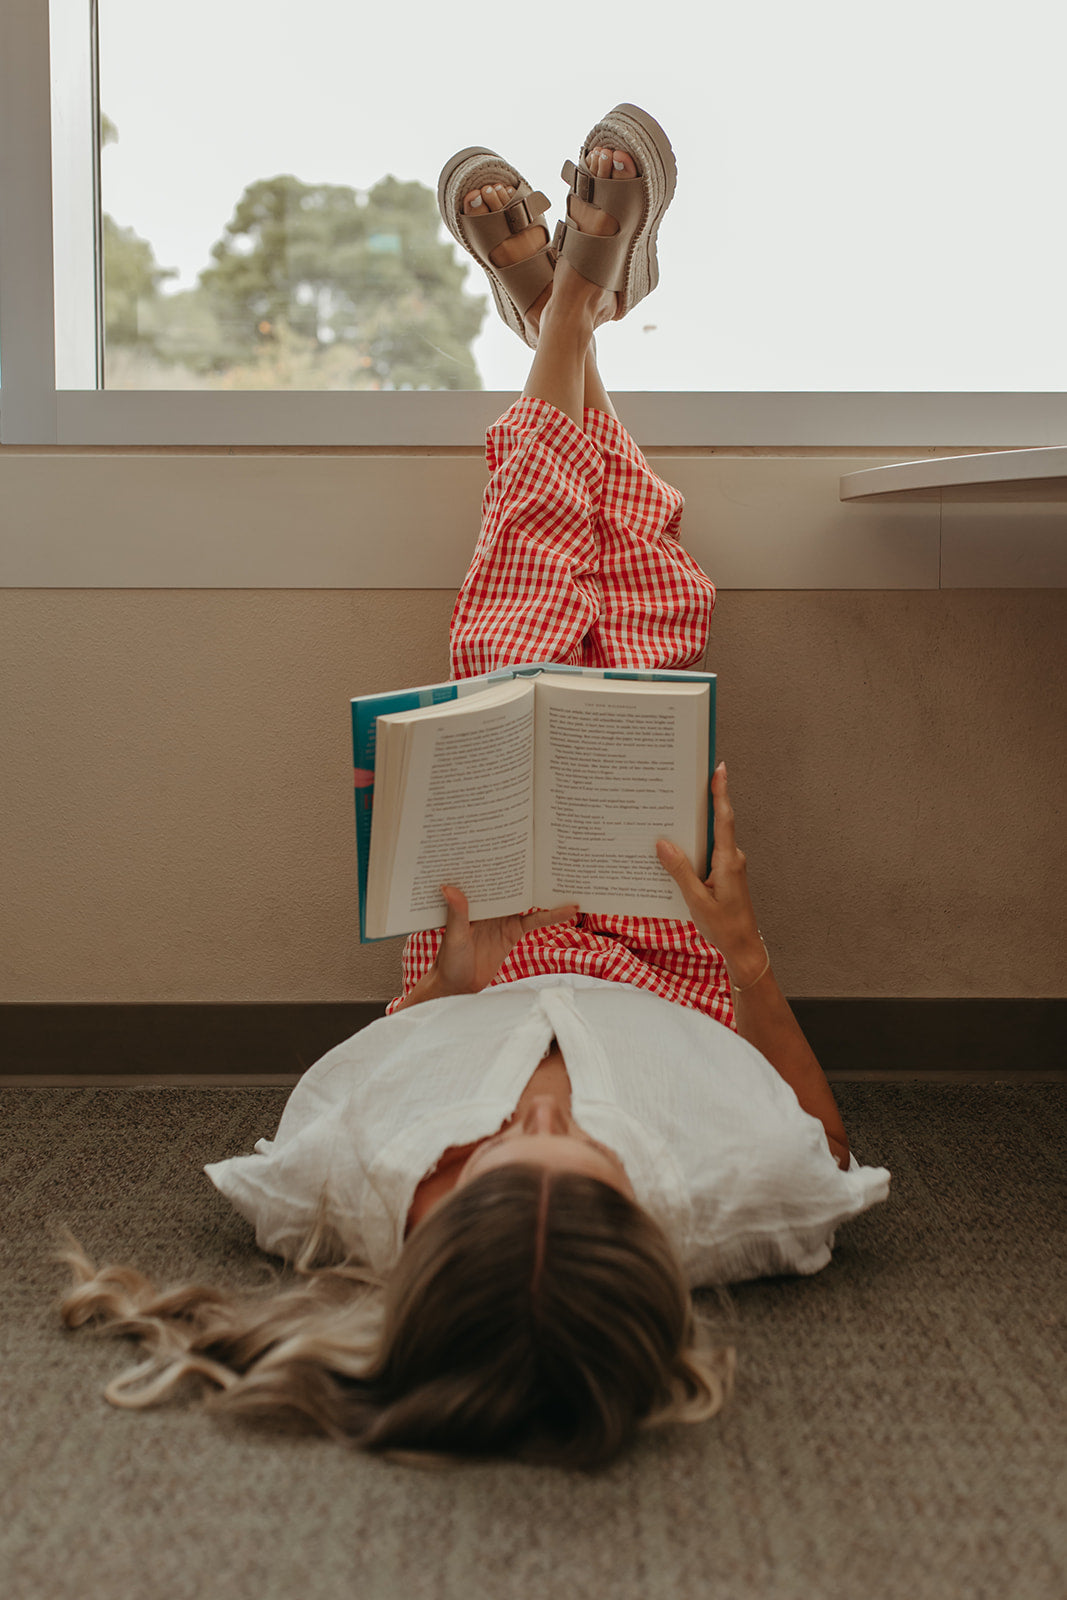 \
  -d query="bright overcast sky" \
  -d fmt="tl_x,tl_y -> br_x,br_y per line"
99,0 -> 1067,392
